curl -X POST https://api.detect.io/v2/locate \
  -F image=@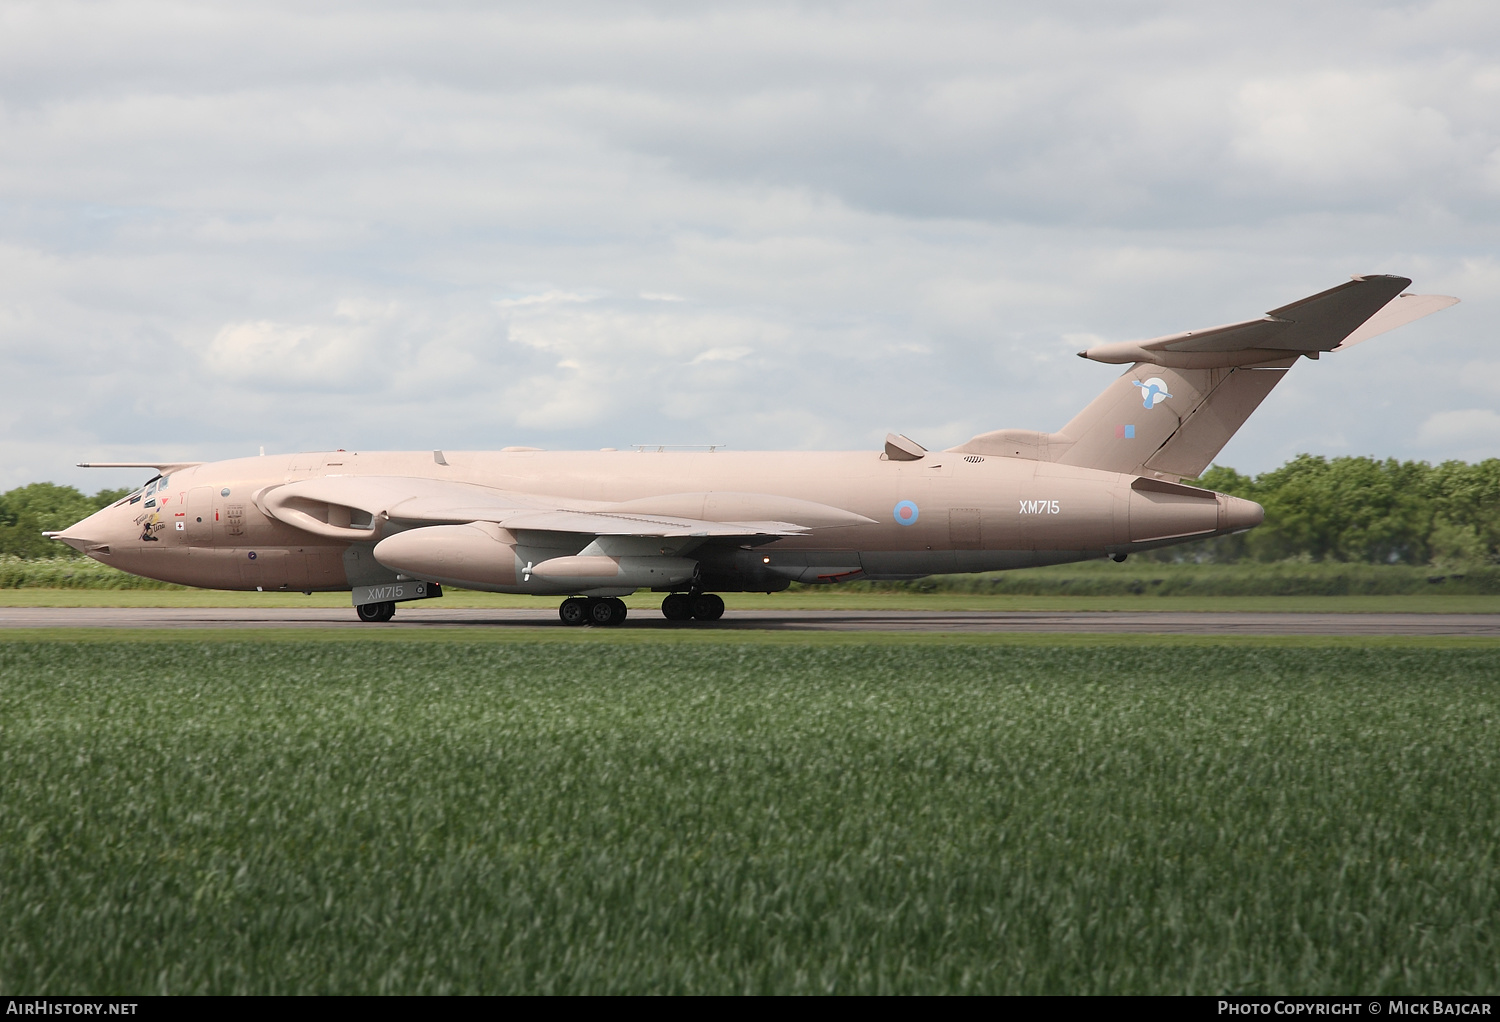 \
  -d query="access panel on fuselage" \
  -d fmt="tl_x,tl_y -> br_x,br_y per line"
185,486 -> 215,544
